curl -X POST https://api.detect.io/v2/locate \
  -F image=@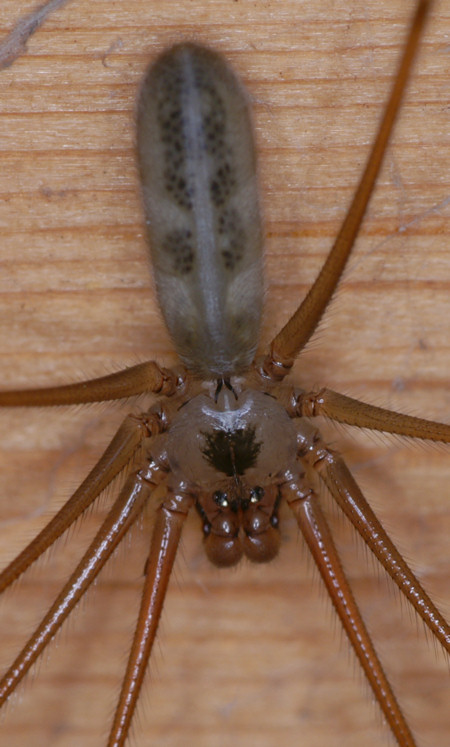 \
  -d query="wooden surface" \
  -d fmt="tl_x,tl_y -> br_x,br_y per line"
0,1 -> 448,746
